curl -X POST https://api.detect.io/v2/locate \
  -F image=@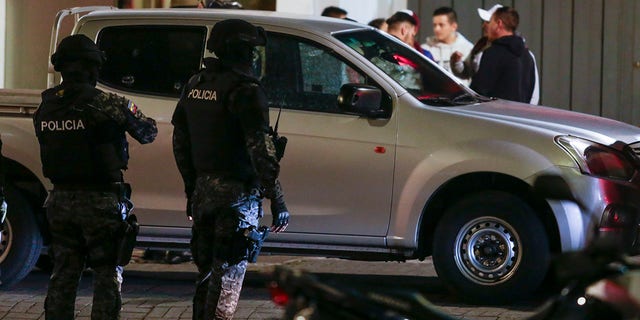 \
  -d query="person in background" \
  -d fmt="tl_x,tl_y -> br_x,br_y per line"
421,7 -> 473,84
386,11 -> 434,60
321,6 -> 347,19
451,4 -> 540,104
170,0 -> 204,8
469,6 -> 536,103
368,18 -> 388,32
